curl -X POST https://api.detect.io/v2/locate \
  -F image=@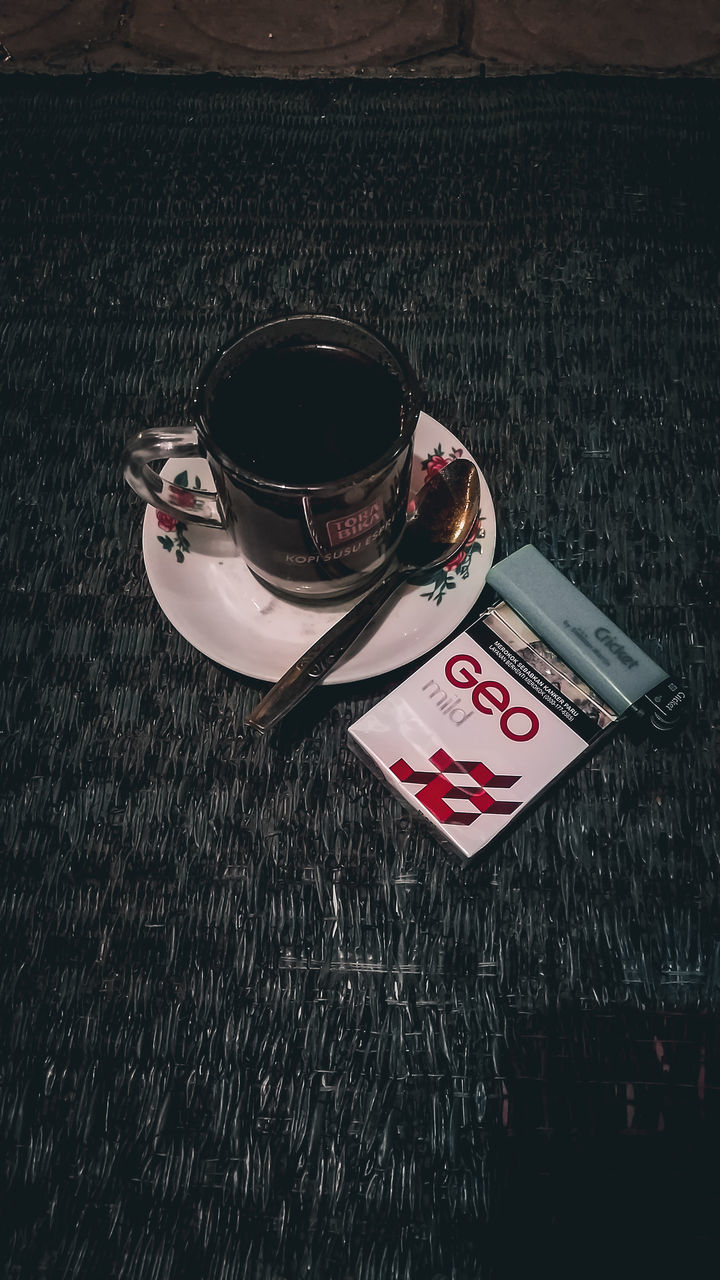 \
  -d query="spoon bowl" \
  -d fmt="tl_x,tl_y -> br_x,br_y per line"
399,459 -> 480,575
